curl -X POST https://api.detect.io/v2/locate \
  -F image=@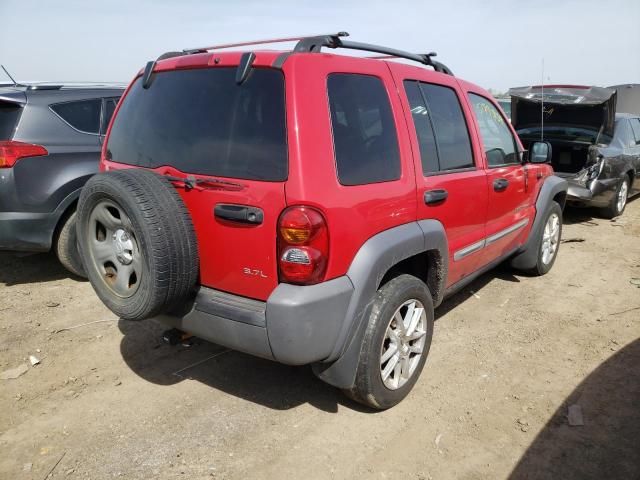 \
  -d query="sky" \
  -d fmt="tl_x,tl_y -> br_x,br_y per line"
1,0 -> 638,92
